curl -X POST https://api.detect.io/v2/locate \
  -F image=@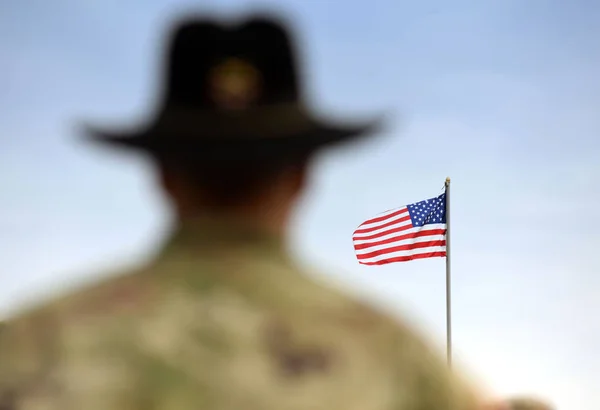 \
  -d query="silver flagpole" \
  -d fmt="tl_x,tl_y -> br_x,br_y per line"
444,177 -> 452,368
